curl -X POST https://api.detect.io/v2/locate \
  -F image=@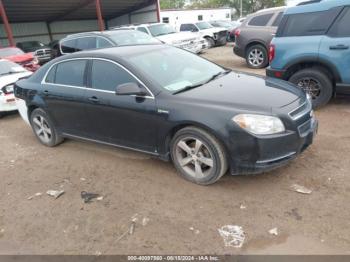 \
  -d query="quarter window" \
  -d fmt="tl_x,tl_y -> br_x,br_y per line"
60,39 -> 77,53
96,37 -> 112,48
137,27 -> 149,34
329,7 -> 350,37
54,60 -> 87,87
45,65 -> 57,83
91,60 -> 138,92
248,13 -> 274,26
272,12 -> 284,27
